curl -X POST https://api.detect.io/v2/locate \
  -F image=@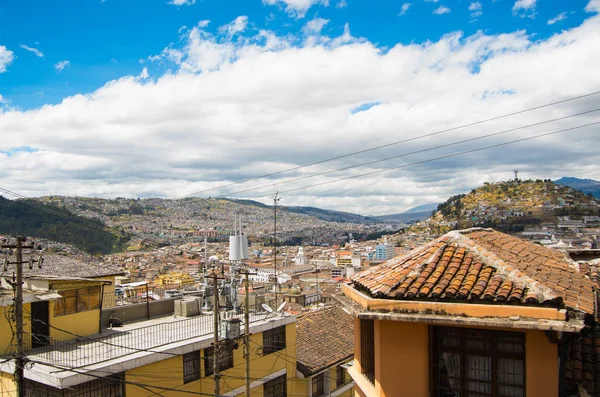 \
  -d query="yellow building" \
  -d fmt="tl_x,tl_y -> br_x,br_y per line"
344,228 -> 599,397
154,272 -> 196,289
